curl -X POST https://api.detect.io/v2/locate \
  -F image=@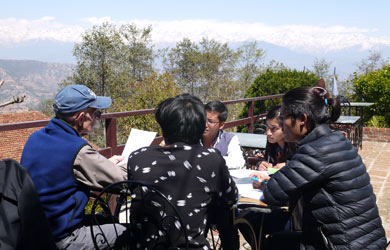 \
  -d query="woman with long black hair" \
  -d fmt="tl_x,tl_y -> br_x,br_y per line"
257,105 -> 296,171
